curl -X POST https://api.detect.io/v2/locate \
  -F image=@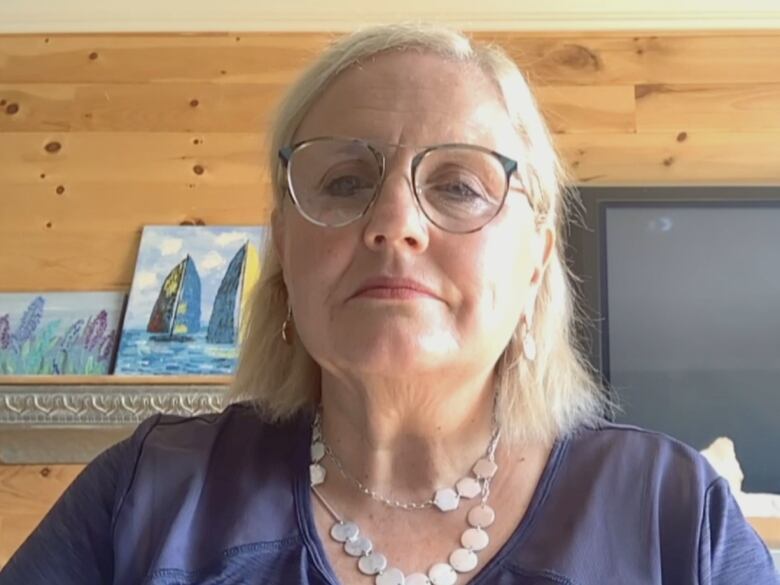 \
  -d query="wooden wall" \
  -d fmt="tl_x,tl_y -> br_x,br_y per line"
2,30 -> 780,566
